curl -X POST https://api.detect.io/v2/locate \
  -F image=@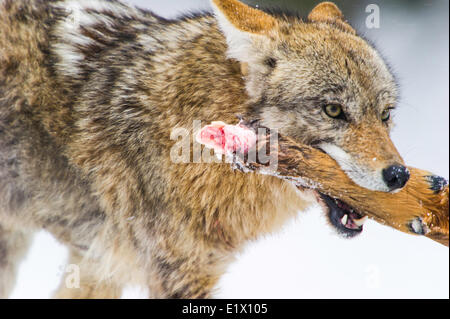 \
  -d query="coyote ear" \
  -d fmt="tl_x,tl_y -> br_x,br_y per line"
308,2 -> 355,34
211,0 -> 278,63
